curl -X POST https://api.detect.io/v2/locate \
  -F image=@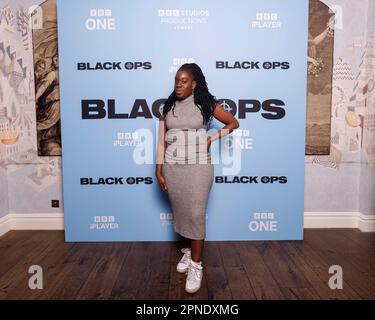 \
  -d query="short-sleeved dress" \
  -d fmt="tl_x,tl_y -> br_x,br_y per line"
161,93 -> 214,240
